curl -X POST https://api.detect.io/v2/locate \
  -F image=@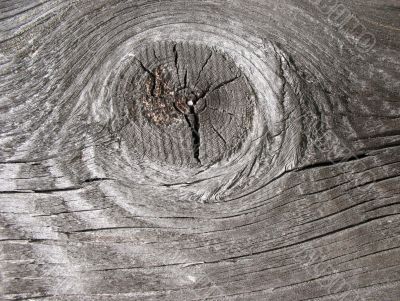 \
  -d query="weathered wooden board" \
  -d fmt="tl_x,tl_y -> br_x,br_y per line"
1,0 -> 399,300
